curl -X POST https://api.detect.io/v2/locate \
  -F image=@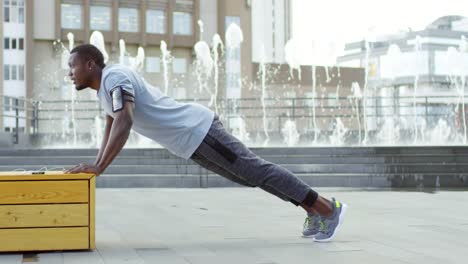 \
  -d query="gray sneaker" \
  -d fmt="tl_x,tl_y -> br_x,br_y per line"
313,198 -> 348,242
302,213 -> 321,238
